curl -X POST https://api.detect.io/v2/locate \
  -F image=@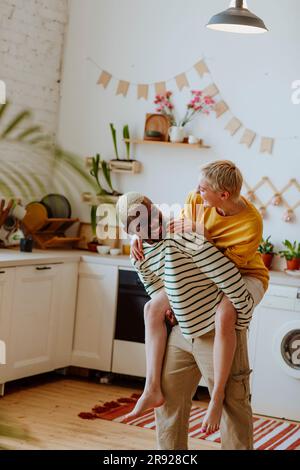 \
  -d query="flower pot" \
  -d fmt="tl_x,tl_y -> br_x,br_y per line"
87,241 -> 99,253
168,126 -> 185,143
286,258 -> 300,271
261,253 -> 274,270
